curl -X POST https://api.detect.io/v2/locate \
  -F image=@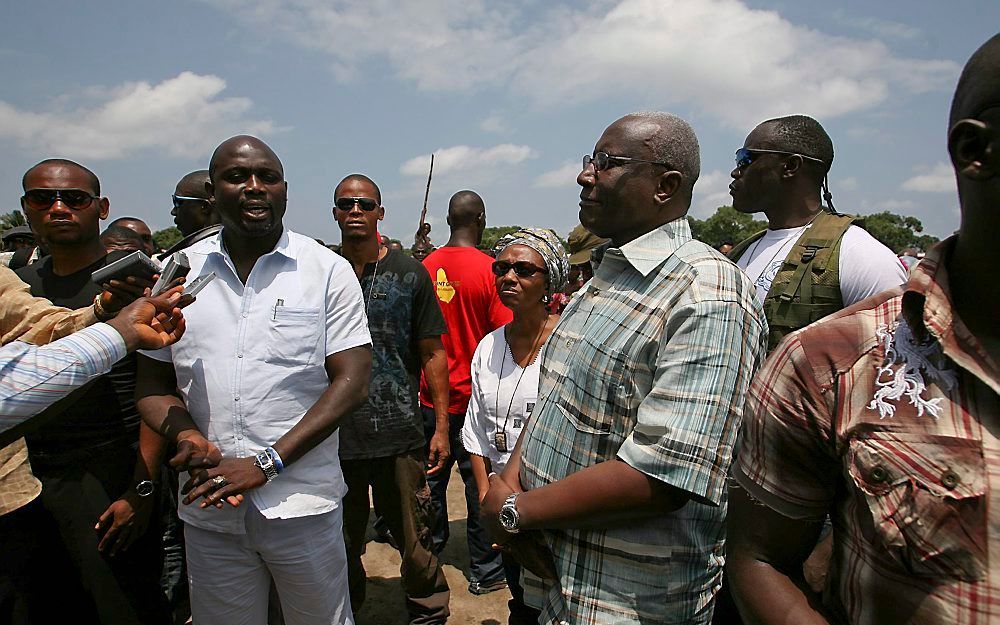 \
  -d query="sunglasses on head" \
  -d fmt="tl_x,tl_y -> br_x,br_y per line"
492,260 -> 548,278
172,194 -> 209,209
734,147 -> 826,171
334,197 -> 379,212
22,188 -> 99,210
583,151 -> 672,173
